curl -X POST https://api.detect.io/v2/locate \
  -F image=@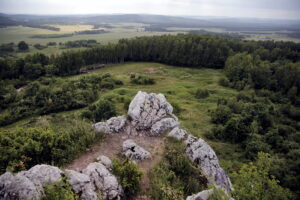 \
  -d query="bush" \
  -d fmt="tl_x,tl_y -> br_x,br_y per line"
0,117 -> 102,173
130,75 -> 155,85
211,105 -> 232,124
43,177 -> 78,200
232,152 -> 293,200
150,138 -> 207,199
18,41 -> 29,51
195,89 -> 209,99
218,77 -> 230,87
112,157 -> 143,197
82,99 -> 117,122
